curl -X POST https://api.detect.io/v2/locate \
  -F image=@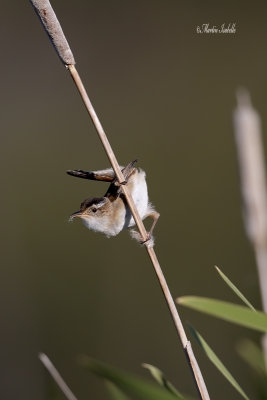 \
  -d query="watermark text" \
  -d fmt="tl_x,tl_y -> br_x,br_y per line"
196,23 -> 236,34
